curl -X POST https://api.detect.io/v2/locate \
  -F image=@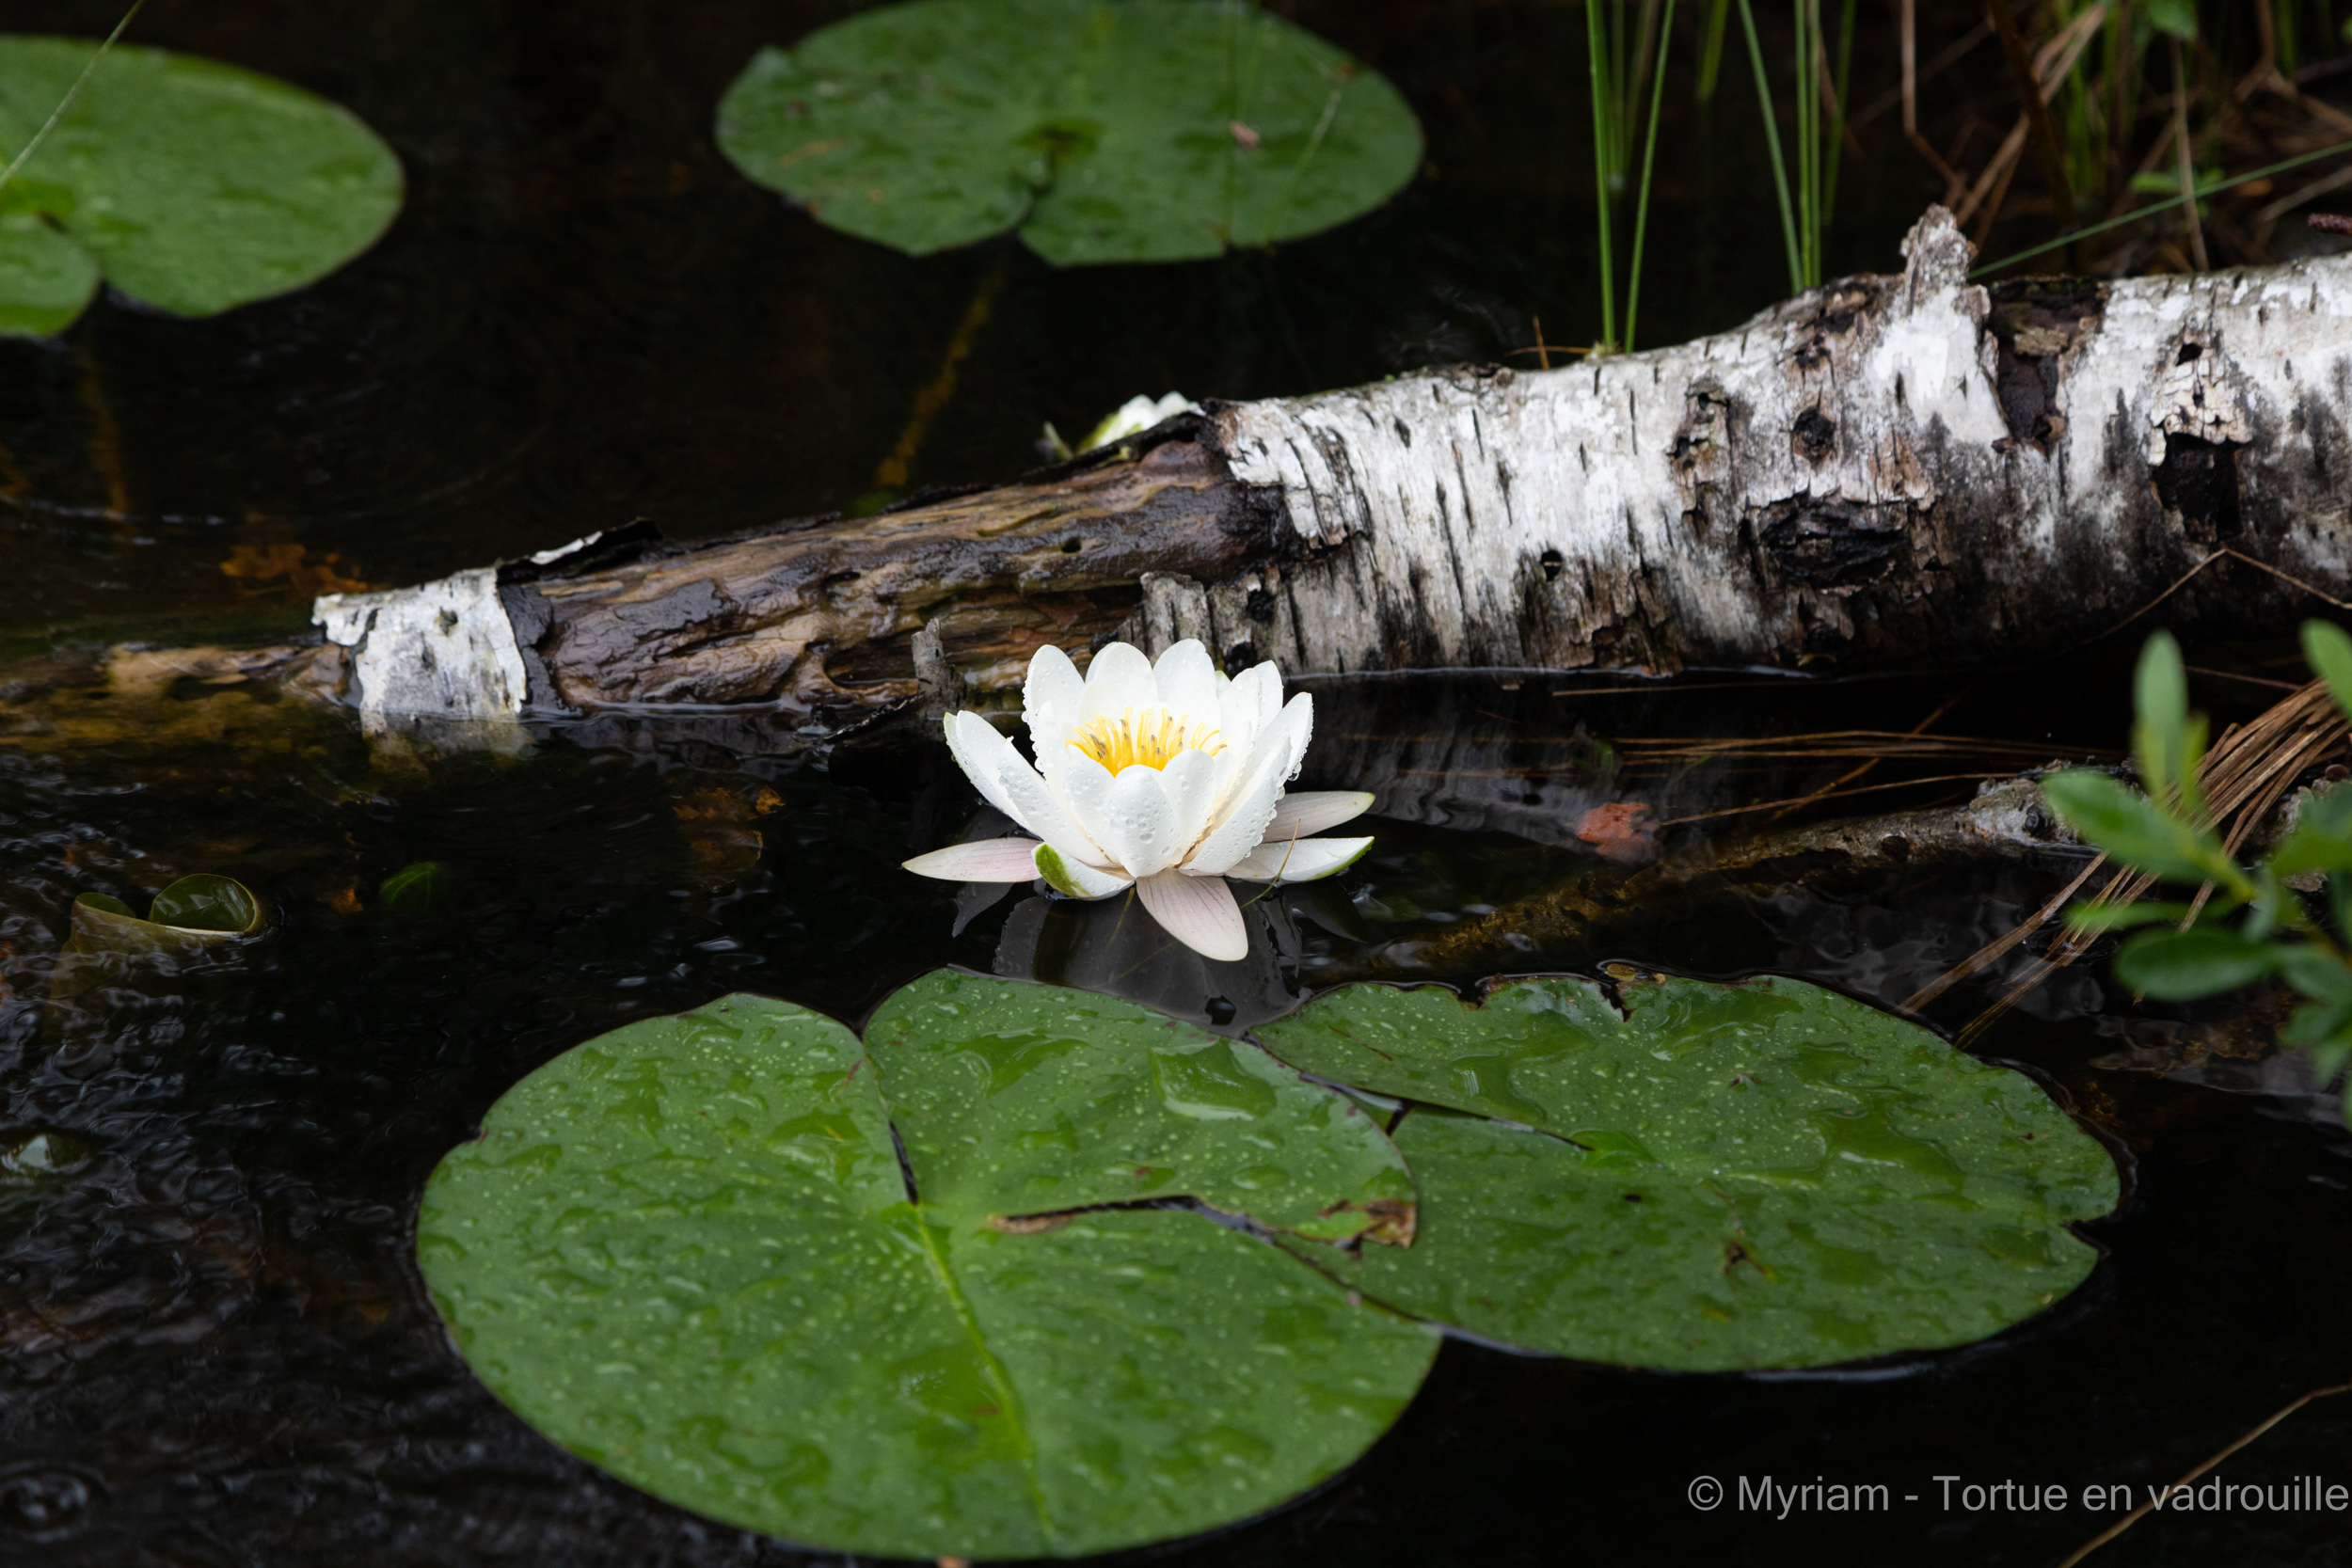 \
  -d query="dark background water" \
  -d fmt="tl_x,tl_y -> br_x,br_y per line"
4,2 -> 2351,1564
